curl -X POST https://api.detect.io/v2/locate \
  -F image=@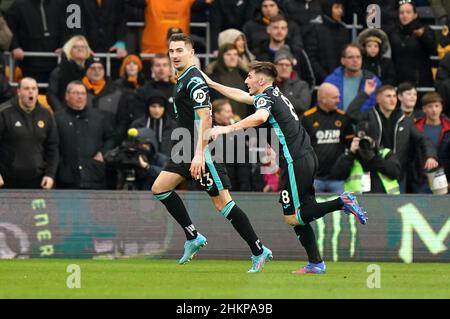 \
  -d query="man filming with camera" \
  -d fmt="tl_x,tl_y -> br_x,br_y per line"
105,127 -> 168,190
332,122 -> 402,194
346,82 -> 438,193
